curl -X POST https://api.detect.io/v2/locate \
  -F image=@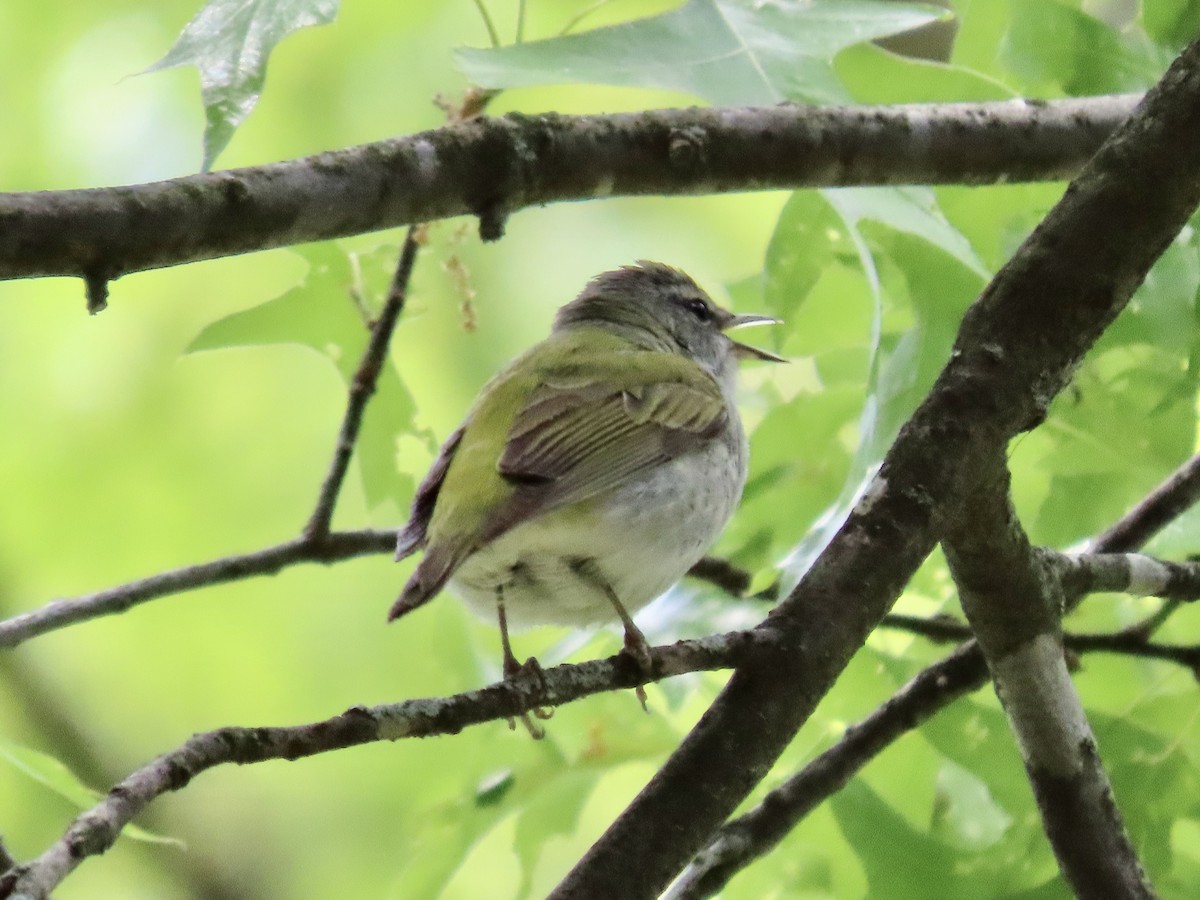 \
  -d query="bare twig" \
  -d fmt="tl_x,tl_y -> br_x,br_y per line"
0,630 -> 765,900
1066,631 -> 1200,671
684,556 -> 754,597
305,226 -> 422,539
0,530 -> 394,650
1116,599 -> 1185,641
1091,452 -> 1200,552
3,232 -> 426,650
